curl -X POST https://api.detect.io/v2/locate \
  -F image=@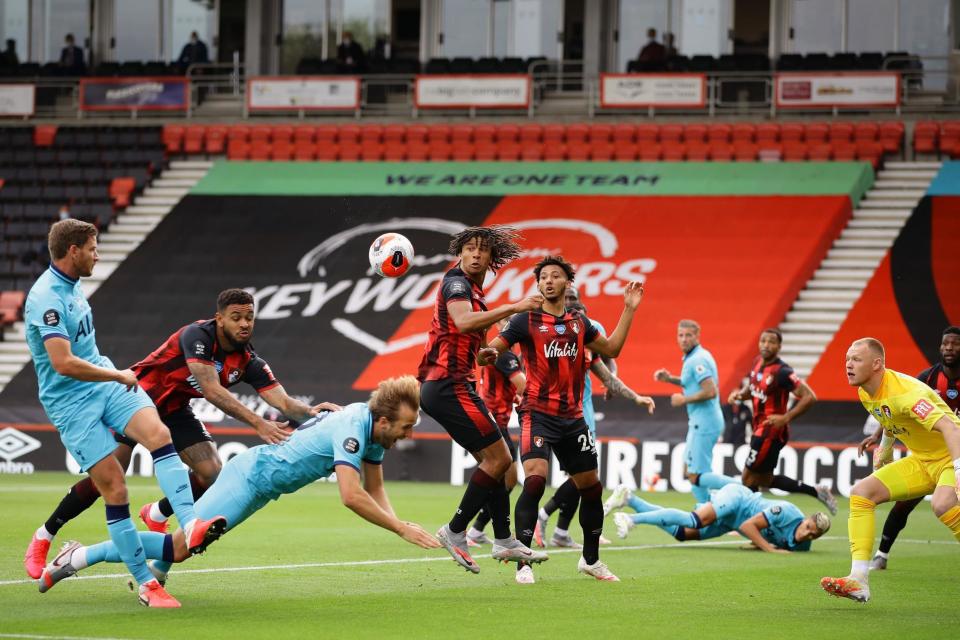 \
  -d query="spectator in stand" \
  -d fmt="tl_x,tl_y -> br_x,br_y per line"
2,39 -> 19,67
58,205 -> 71,221
337,31 -> 366,73
177,31 -> 210,71
663,32 -> 678,59
58,34 -> 86,76
637,28 -> 666,66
